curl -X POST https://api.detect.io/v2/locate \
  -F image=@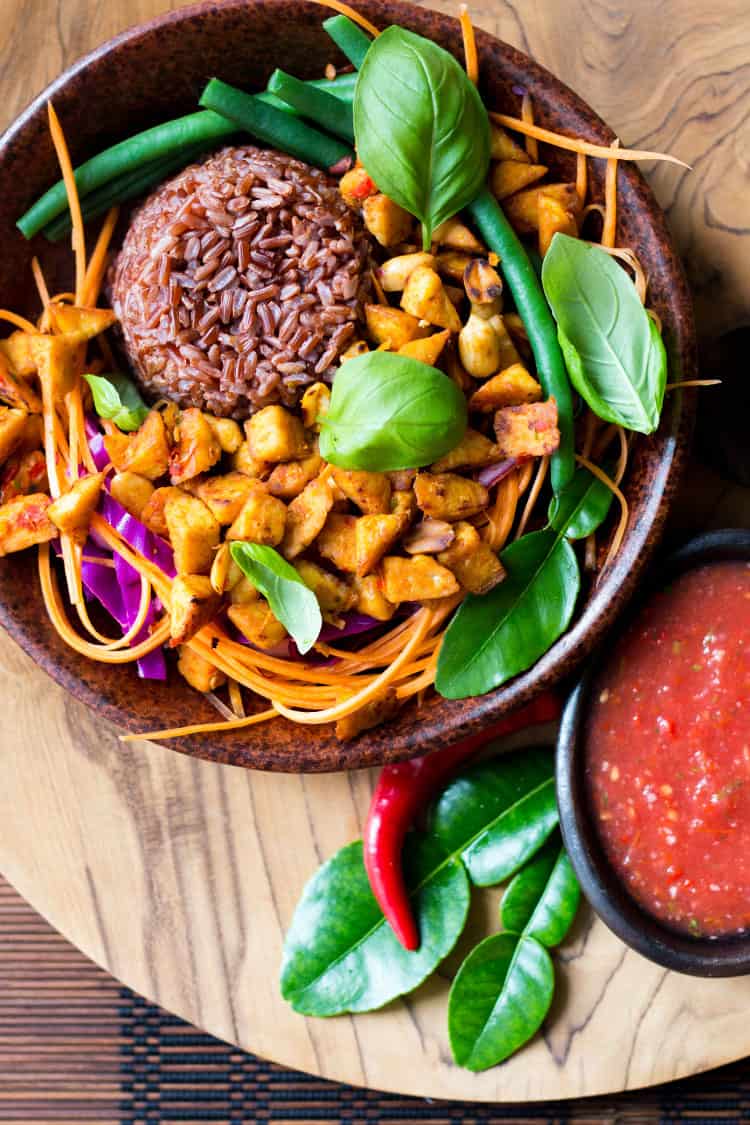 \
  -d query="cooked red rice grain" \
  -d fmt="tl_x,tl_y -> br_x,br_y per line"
108,145 -> 374,419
